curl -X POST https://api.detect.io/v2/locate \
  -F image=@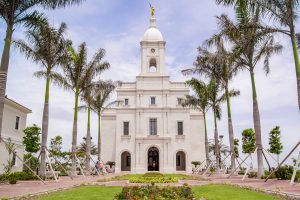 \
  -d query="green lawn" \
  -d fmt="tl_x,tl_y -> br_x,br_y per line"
38,186 -> 122,200
38,185 -> 281,200
193,185 -> 281,200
